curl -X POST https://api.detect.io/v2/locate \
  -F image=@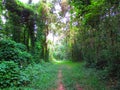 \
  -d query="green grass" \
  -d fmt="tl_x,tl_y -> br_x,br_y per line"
56,61 -> 108,90
27,63 -> 58,90
1,61 -> 109,90
2,62 -> 59,90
